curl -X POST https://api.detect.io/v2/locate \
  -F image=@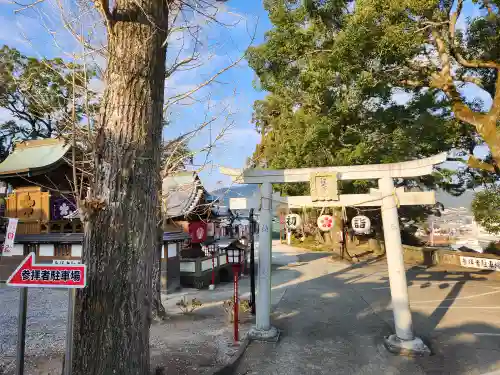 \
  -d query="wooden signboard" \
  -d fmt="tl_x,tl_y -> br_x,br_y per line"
5,186 -> 50,234
310,172 -> 338,202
